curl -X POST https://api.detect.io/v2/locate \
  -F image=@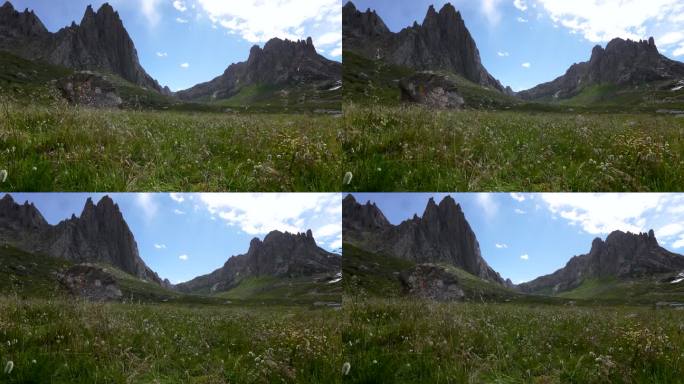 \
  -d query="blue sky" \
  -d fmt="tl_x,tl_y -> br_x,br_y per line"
350,0 -> 684,91
350,193 -> 684,284
9,0 -> 342,91
8,193 -> 342,284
